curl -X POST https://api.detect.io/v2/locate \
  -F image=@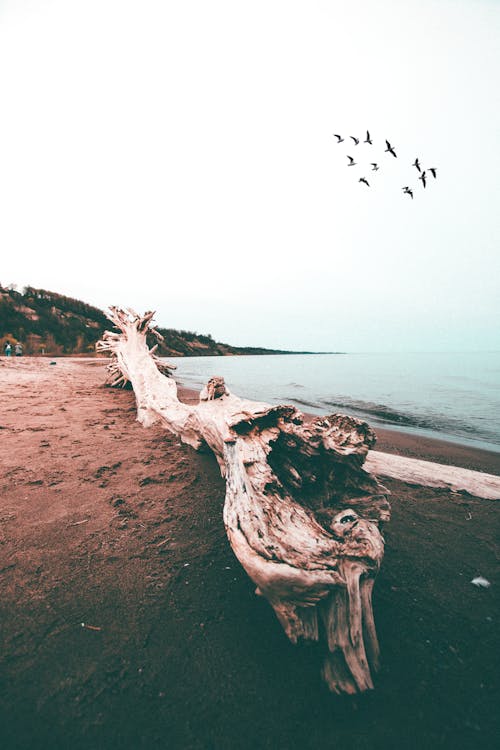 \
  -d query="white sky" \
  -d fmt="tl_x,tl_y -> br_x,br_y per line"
0,0 -> 499,351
